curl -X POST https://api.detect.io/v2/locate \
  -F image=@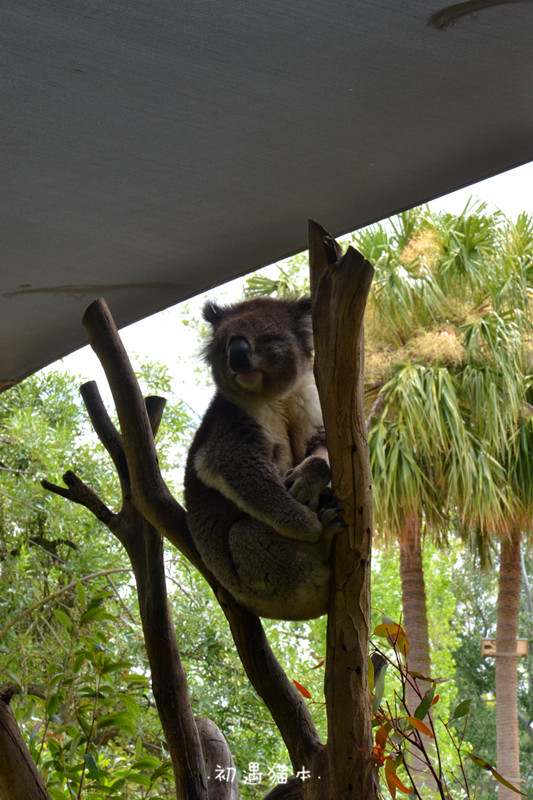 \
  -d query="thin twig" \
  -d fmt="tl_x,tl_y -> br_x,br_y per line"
0,568 -> 129,641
